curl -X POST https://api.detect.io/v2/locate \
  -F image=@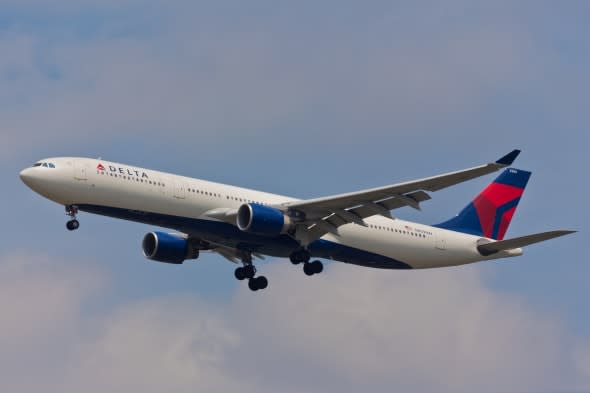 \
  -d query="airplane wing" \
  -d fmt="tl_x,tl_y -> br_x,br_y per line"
477,230 -> 576,256
278,150 -> 521,243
